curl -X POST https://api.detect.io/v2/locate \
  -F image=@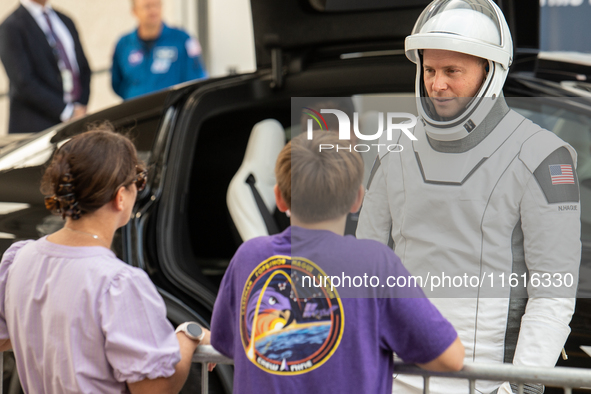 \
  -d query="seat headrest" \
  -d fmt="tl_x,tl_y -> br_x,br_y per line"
227,119 -> 286,242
